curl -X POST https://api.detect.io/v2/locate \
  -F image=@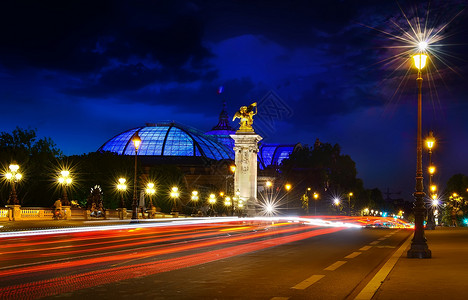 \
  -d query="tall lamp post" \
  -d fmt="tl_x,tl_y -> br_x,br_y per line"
426,132 -> 436,230
347,192 -> 353,216
131,132 -> 141,220
407,46 -> 431,258
285,183 -> 291,212
5,163 -> 22,205
313,192 -> 319,216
